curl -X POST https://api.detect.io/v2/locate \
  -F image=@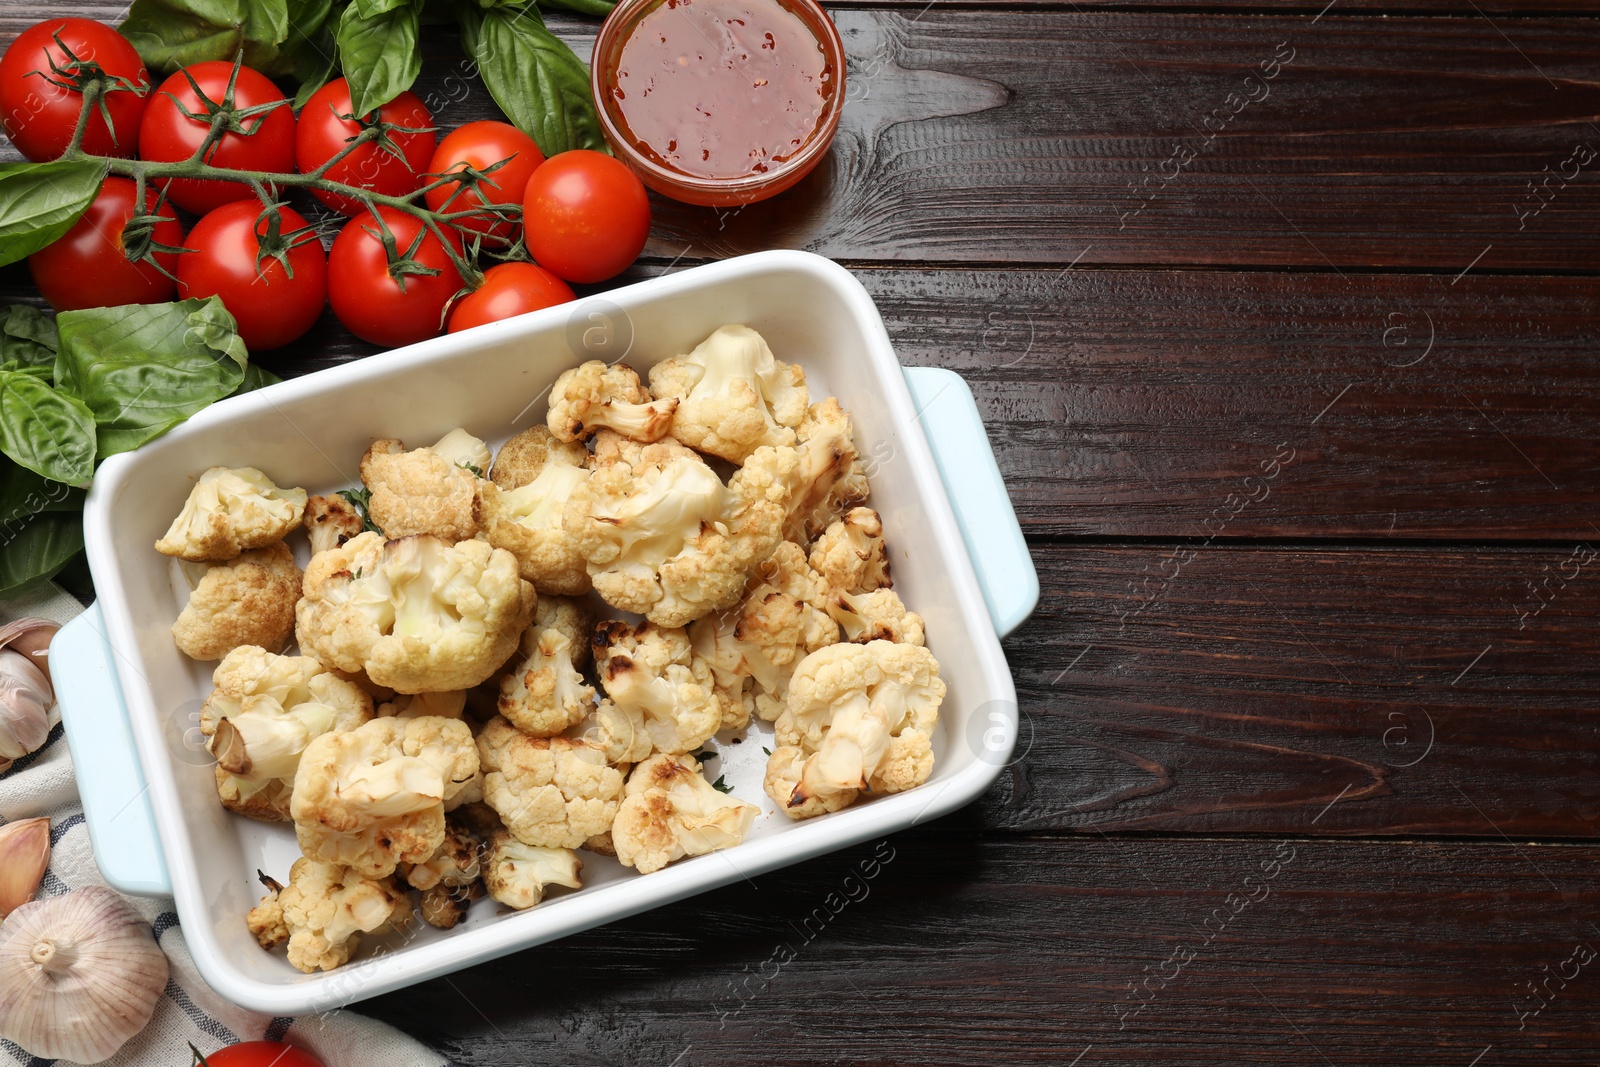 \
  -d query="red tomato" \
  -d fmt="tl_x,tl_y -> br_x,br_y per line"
177,201 -> 327,351
139,62 -> 296,216
297,80 -> 435,217
448,262 -> 574,333
328,207 -> 463,348
28,177 -> 181,311
196,1041 -> 324,1067
425,121 -> 543,246
521,150 -> 650,284
0,18 -> 148,161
